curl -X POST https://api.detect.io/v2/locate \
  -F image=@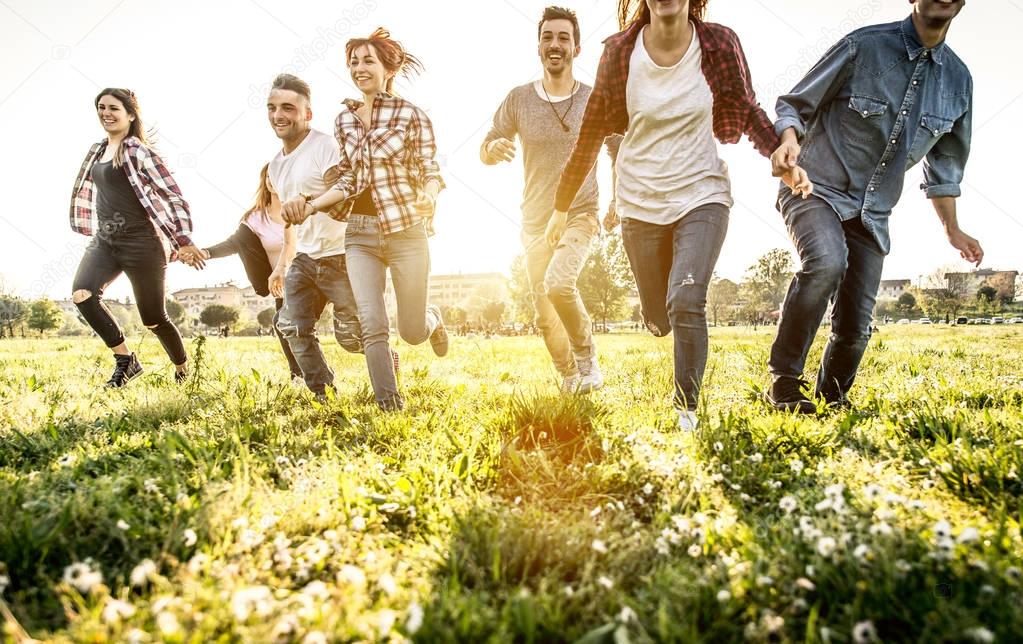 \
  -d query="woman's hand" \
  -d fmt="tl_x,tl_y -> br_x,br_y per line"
269,265 -> 287,298
178,245 -> 208,269
545,210 -> 568,247
603,200 -> 620,232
